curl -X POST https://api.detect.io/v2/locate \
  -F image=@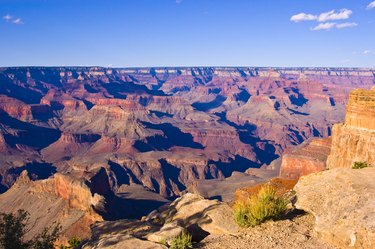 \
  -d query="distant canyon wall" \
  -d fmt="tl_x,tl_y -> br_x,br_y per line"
0,67 -> 374,197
